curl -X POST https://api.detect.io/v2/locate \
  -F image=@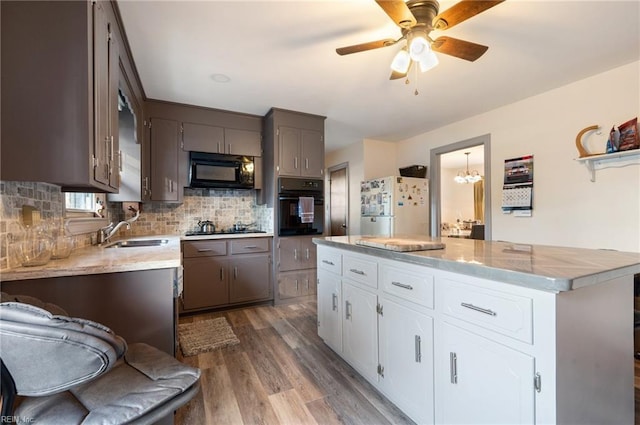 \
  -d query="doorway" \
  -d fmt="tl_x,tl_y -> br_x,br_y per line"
327,163 -> 349,236
429,135 -> 491,239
